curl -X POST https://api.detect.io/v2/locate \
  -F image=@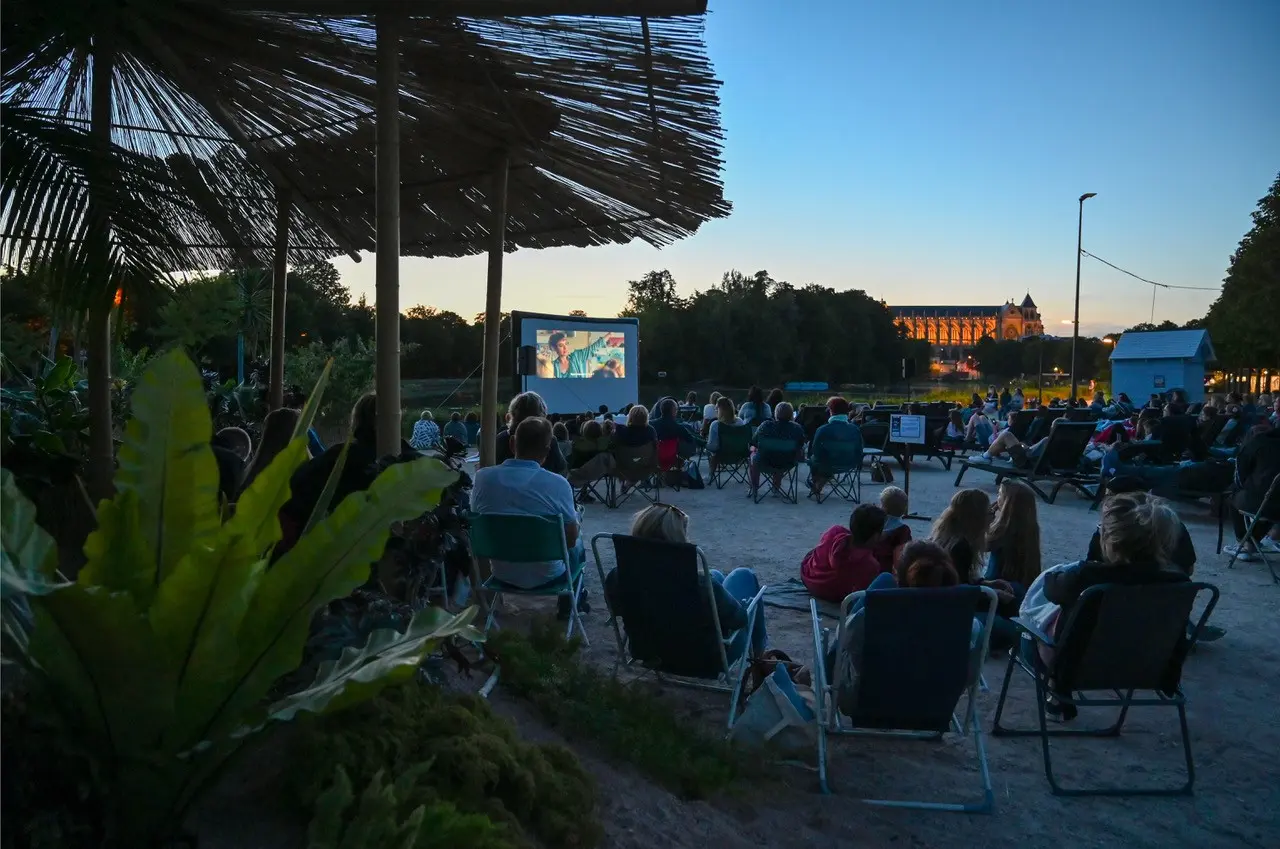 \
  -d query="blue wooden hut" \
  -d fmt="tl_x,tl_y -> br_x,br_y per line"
1110,329 -> 1215,403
